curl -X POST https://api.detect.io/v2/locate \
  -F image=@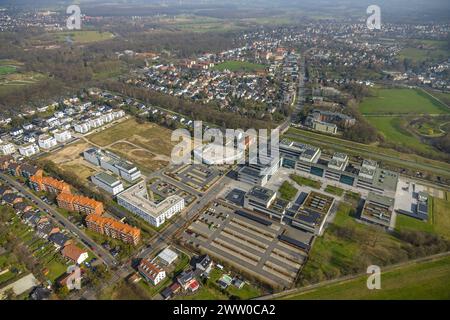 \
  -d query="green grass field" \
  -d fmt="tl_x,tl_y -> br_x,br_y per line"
0,65 -> 17,75
213,60 -> 266,73
360,88 -> 449,115
366,116 -> 440,156
398,40 -> 449,63
290,174 -> 322,189
395,196 -> 450,240
426,90 -> 450,107
325,185 -> 345,197
298,202 -> 419,286
54,31 -> 114,44
278,181 -> 298,201
284,255 -> 450,300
